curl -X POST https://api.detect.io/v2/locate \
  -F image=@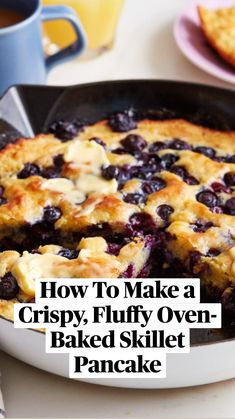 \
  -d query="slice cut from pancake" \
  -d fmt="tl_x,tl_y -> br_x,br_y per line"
198,5 -> 235,68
